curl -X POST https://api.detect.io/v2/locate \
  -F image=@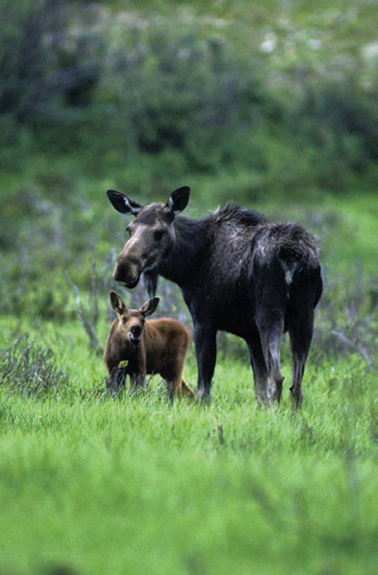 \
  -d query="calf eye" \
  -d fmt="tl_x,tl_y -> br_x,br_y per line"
153,230 -> 165,241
